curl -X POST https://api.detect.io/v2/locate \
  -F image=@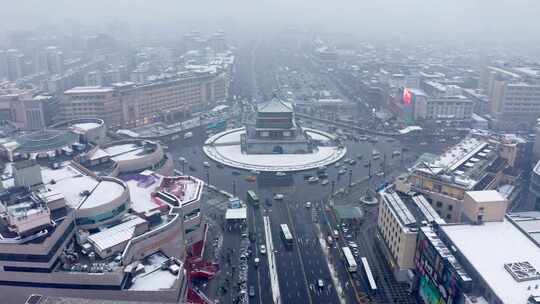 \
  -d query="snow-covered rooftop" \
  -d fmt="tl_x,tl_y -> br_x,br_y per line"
81,178 -> 125,209
72,122 -> 101,132
507,212 -> 540,247
41,163 -> 125,210
124,173 -> 202,214
466,190 -> 506,203
128,252 -> 180,291
64,86 -> 114,94
159,176 -> 203,207
124,174 -> 164,214
88,216 -> 147,252
441,220 -> 540,304
382,191 -> 416,228
104,142 -> 153,162
413,137 -> 492,188
225,207 -> 247,220
257,98 -> 293,113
